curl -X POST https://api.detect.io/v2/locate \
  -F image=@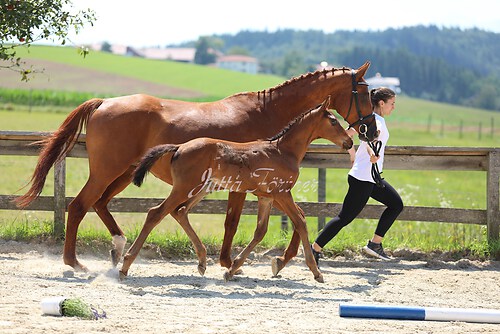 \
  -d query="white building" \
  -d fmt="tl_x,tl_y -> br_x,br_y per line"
216,55 -> 258,74
136,47 -> 196,63
366,73 -> 401,94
